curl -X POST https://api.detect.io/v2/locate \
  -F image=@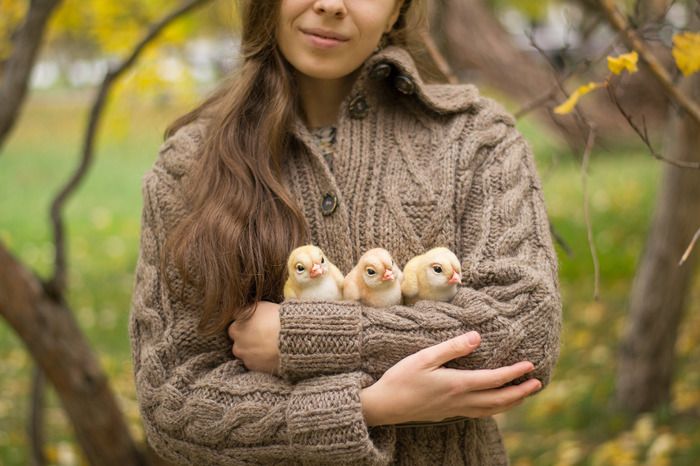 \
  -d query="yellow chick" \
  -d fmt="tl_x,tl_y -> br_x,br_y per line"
283,245 -> 344,301
401,247 -> 462,305
343,248 -> 403,307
